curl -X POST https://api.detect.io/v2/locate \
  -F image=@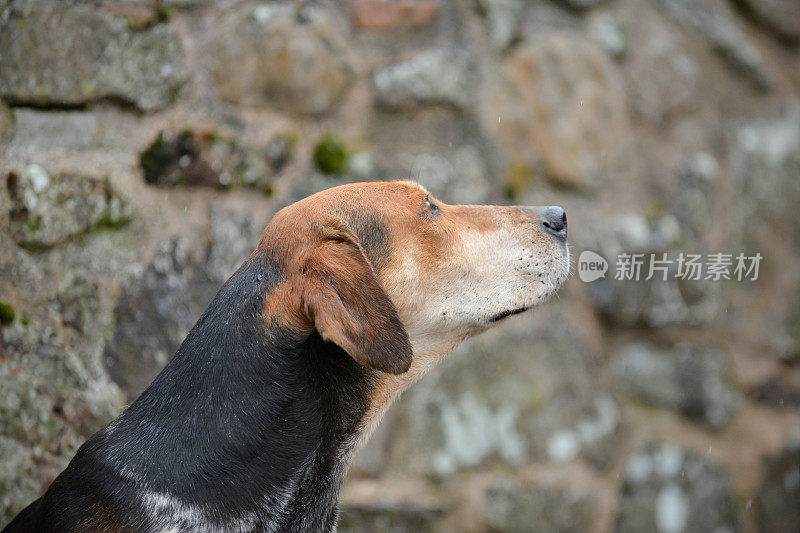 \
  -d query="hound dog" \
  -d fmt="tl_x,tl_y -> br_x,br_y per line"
2,180 -> 569,533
